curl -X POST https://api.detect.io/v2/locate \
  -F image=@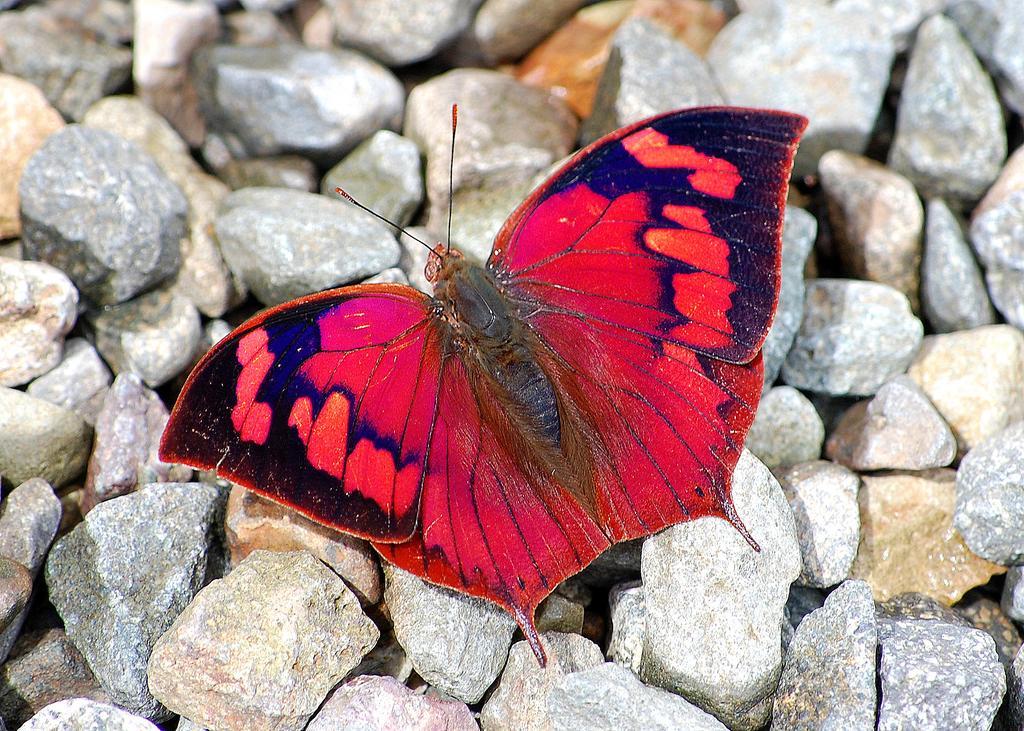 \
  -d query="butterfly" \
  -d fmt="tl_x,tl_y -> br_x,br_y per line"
160,107 -> 806,664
